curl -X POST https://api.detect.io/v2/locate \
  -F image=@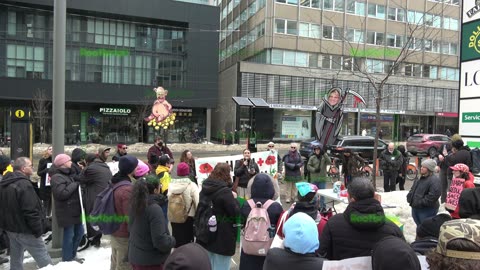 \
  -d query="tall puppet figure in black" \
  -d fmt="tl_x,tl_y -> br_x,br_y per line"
315,87 -> 343,146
